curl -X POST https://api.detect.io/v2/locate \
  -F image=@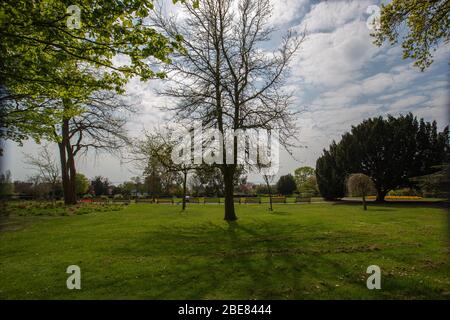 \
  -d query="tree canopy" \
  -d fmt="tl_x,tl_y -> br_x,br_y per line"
152,0 -> 302,220
294,166 -> 318,196
372,0 -> 450,70
276,174 -> 297,196
0,0 -> 187,144
316,113 -> 449,201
